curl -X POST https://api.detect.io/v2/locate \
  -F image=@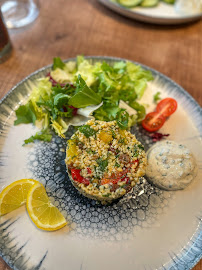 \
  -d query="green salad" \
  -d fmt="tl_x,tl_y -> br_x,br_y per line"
14,56 -> 153,144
